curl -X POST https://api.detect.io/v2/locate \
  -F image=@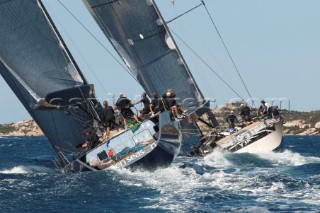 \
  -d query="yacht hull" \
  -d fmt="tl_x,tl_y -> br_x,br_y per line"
235,121 -> 283,153
216,119 -> 284,153
61,112 -> 181,172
